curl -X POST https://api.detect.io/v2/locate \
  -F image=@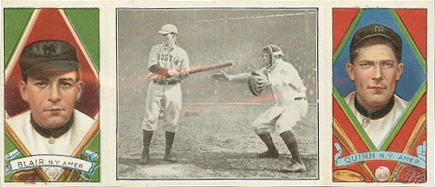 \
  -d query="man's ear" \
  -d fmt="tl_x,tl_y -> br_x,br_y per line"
75,80 -> 85,101
396,62 -> 404,81
346,62 -> 355,81
19,80 -> 29,102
